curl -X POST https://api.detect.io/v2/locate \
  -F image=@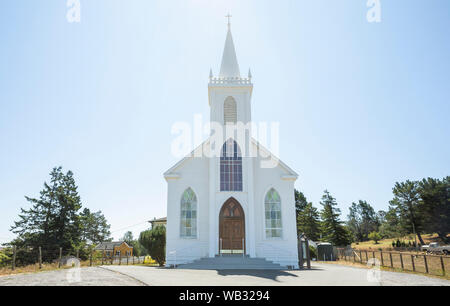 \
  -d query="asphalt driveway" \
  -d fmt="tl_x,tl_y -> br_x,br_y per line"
1,263 -> 449,286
